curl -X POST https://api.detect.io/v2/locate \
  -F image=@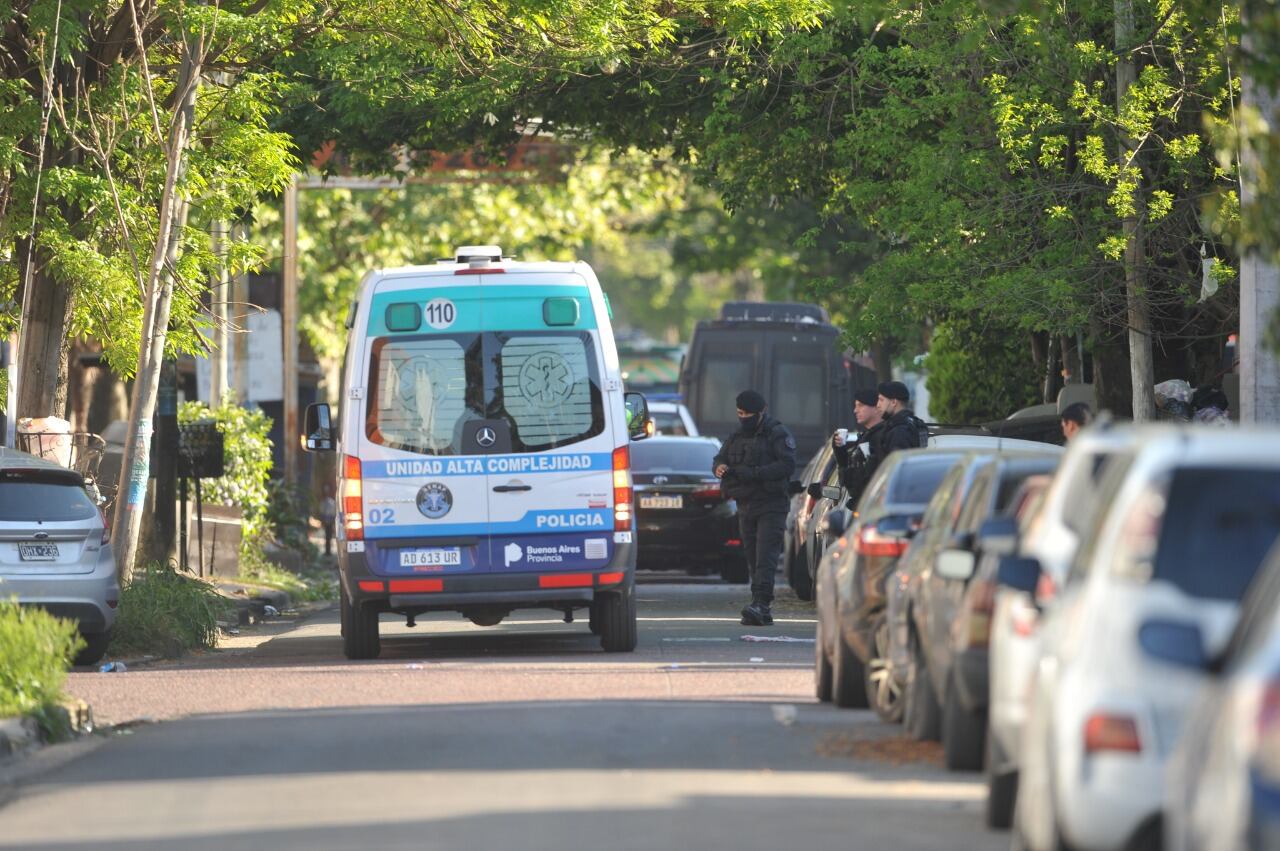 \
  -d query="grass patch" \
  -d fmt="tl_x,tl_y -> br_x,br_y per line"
239,545 -> 337,603
0,600 -> 82,720
108,563 -> 232,658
